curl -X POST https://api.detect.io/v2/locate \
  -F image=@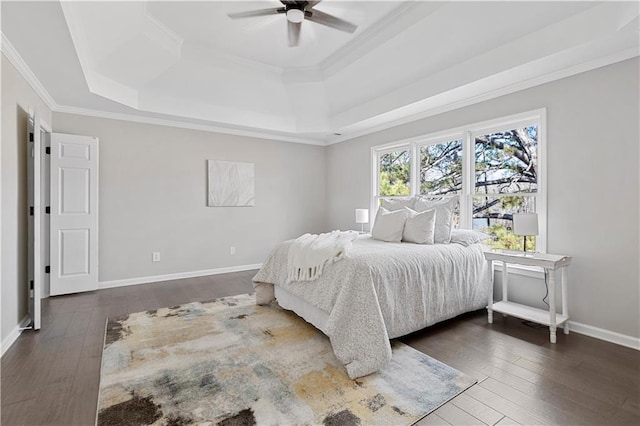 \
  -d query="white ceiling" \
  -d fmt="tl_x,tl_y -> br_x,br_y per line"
2,1 -> 639,145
